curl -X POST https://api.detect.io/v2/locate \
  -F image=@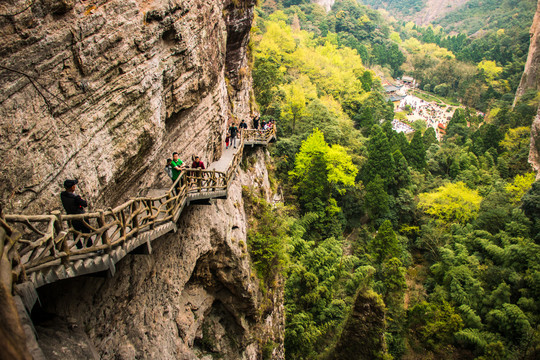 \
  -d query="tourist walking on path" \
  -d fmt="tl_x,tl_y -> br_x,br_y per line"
228,123 -> 238,149
61,179 -> 92,249
239,119 -> 248,130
